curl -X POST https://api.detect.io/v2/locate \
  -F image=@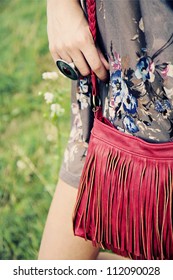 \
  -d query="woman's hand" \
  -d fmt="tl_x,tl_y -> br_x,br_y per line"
47,0 -> 109,81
